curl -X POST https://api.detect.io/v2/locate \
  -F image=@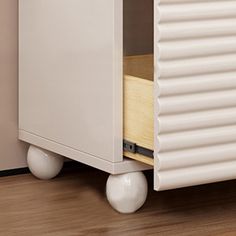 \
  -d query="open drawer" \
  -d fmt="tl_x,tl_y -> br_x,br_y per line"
124,54 -> 154,166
